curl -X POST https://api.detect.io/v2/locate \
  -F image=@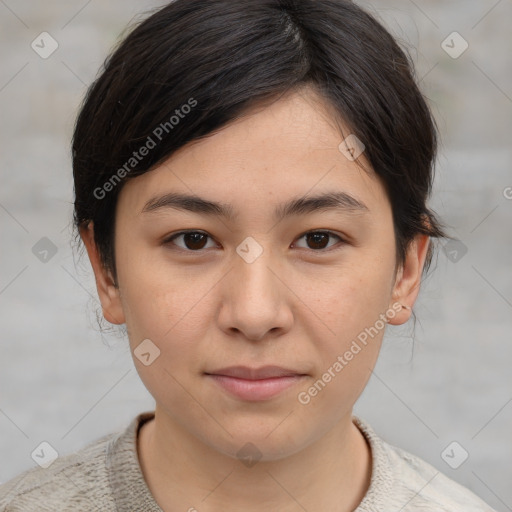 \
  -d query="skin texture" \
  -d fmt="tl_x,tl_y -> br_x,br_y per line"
81,86 -> 430,512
